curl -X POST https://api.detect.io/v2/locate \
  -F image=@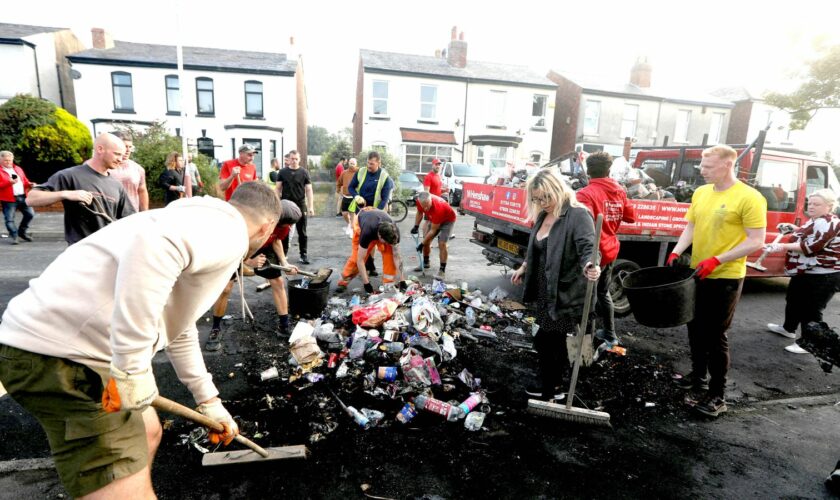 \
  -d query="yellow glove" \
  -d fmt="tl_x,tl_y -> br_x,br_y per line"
102,364 -> 159,413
